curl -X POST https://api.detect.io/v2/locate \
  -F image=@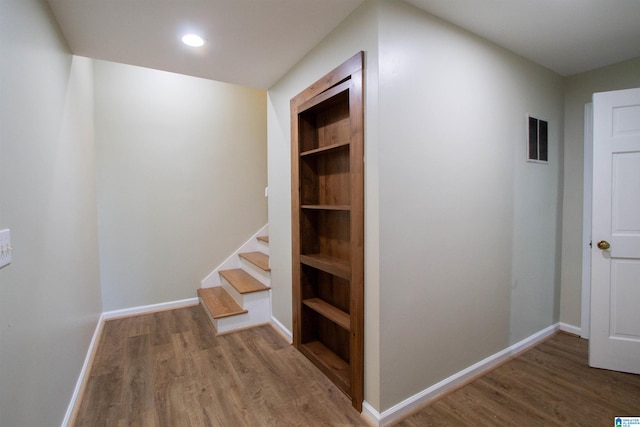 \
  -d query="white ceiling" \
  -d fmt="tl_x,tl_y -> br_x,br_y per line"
47,0 -> 640,89
46,0 -> 365,89
405,0 -> 640,77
